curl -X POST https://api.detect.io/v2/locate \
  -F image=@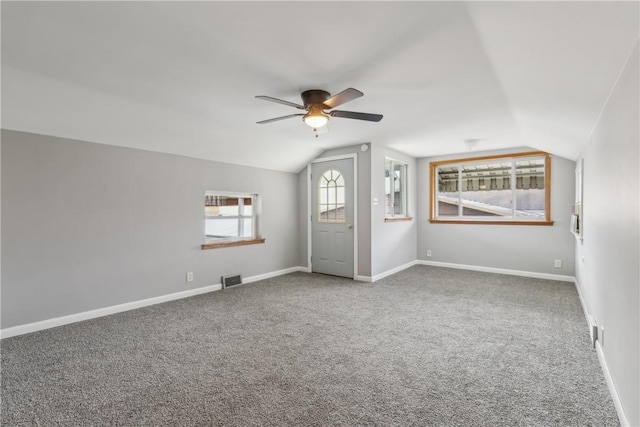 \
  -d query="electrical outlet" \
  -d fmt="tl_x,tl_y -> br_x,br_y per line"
186,271 -> 194,283
426,250 -> 432,257
554,259 -> 562,268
